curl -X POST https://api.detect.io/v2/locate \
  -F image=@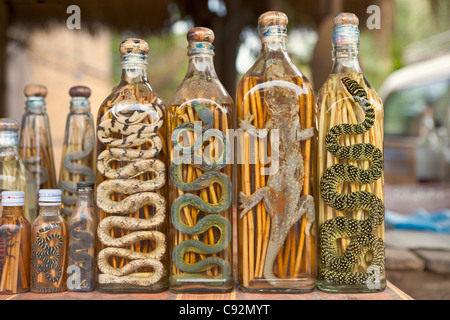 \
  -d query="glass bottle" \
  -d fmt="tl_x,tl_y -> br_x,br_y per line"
236,11 -> 316,293
168,27 -> 234,293
96,38 -> 169,293
67,182 -> 97,292
19,85 -> 57,191
0,191 -> 31,294
0,118 -> 37,222
315,13 -> 386,293
58,86 -> 96,221
30,189 -> 68,293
